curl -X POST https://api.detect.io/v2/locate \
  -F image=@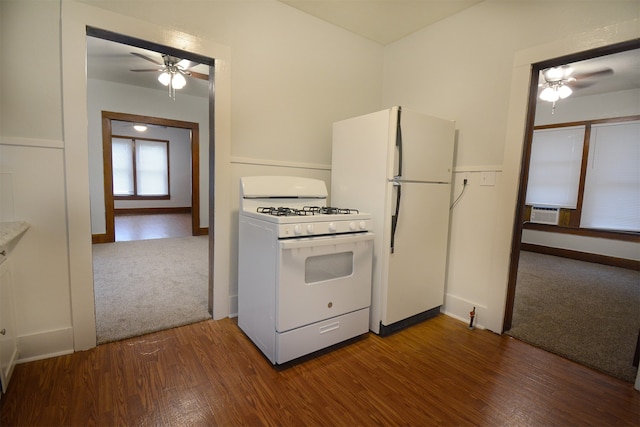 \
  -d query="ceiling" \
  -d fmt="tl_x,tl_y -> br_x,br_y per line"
277,0 -> 483,45
86,2 -> 639,101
